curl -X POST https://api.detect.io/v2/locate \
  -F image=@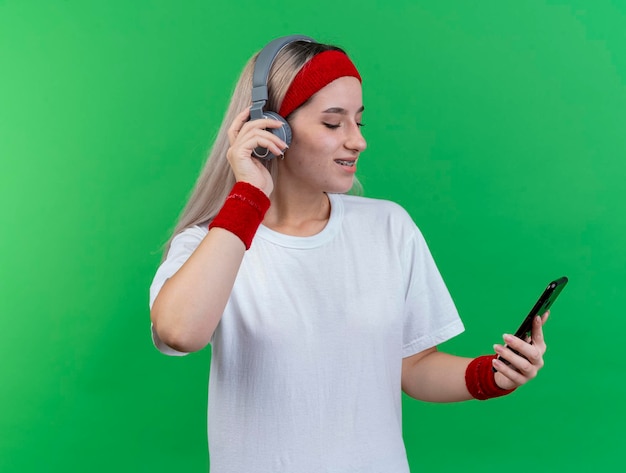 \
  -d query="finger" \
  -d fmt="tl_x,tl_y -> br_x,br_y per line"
232,121 -> 289,153
497,337 -> 543,375
492,357 -> 527,387
240,117 -> 288,134
495,342 -> 532,373
228,109 -> 252,144
531,312 -> 548,352
250,136 -> 287,158
250,127 -> 289,151
504,333 -> 544,362
227,110 -> 286,143
228,134 -> 286,163
230,108 -> 286,134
